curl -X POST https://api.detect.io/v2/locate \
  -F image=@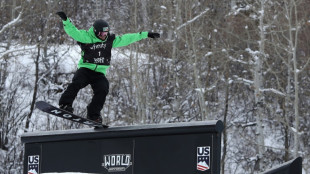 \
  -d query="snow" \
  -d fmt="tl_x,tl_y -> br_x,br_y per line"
176,7 -> 210,31
245,48 -> 260,57
195,88 -> 205,93
0,45 -> 36,60
264,132 -> 284,149
233,75 -> 254,86
160,6 -> 167,10
241,122 -> 256,127
0,11 -> 22,34
260,88 -> 286,97
229,4 -> 252,16
228,56 -> 249,65
290,127 -> 304,136
162,105 -> 171,110
205,52 -> 212,57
